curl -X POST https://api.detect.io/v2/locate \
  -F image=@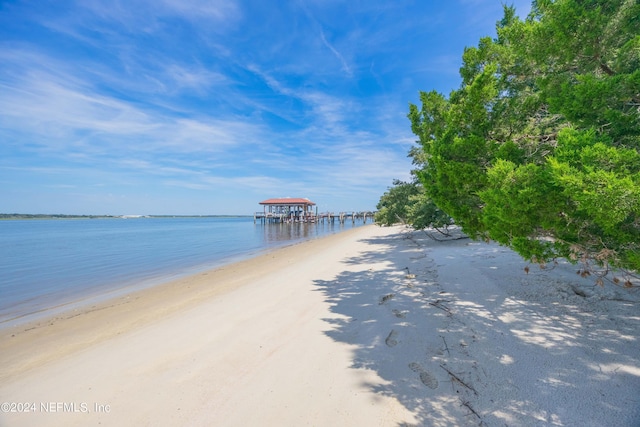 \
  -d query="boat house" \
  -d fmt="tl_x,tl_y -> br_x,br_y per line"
255,197 -> 317,223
